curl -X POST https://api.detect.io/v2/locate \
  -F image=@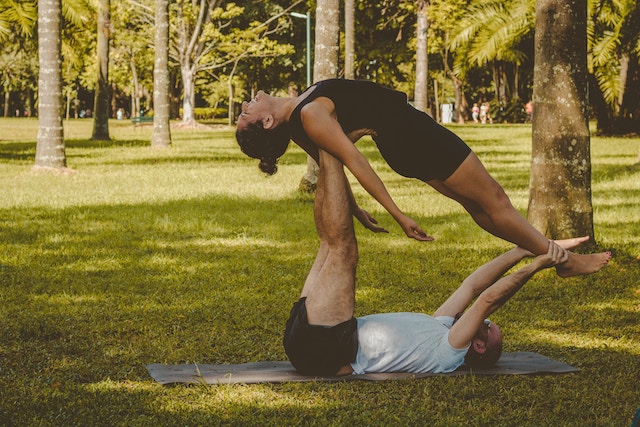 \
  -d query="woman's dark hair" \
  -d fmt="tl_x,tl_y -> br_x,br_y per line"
236,120 -> 291,175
